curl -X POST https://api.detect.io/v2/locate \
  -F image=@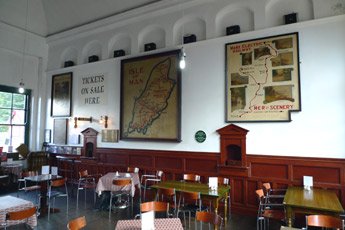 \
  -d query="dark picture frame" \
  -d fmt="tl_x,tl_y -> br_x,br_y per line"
225,32 -> 301,122
51,72 -> 73,117
53,119 -> 68,144
120,49 -> 181,142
